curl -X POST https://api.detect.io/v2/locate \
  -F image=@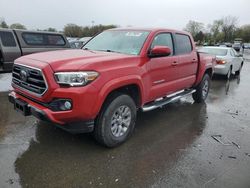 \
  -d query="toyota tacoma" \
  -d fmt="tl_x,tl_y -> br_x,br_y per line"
9,28 -> 215,147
